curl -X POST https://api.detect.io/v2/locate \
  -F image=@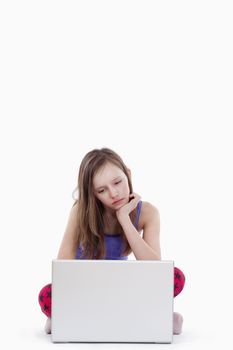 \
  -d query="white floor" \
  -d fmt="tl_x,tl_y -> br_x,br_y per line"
15,322 -> 231,350
7,297 -> 231,350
